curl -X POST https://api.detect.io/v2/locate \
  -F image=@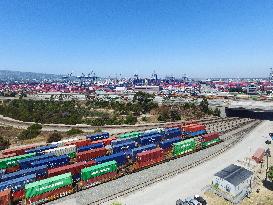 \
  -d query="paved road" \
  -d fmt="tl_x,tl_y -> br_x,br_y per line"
117,121 -> 272,205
